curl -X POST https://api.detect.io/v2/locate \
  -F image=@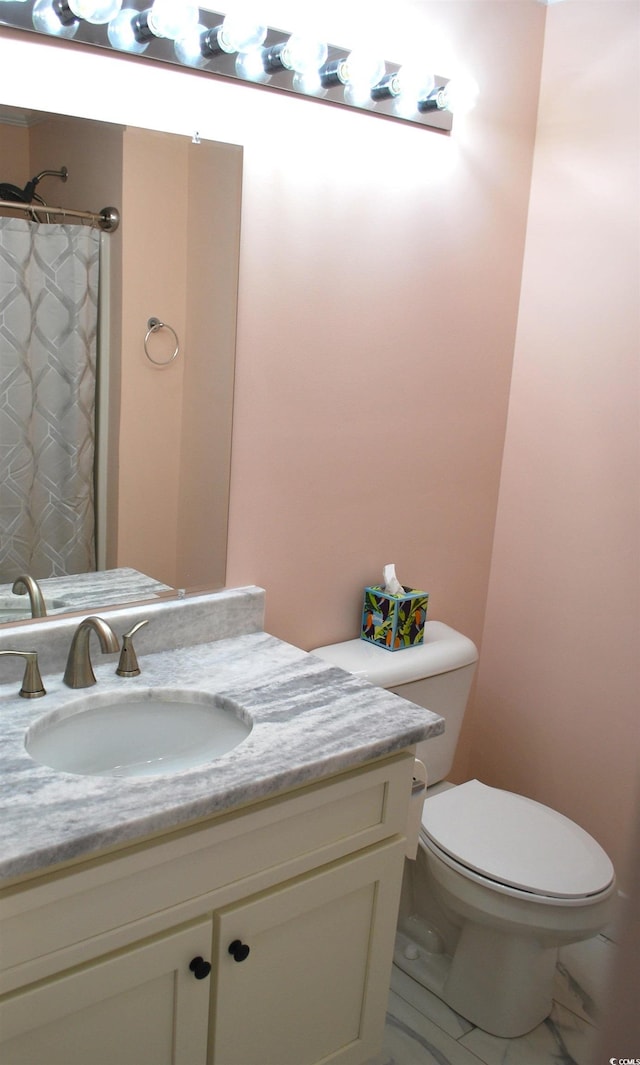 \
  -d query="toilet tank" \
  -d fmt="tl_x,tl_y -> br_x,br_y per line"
313,621 -> 478,786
